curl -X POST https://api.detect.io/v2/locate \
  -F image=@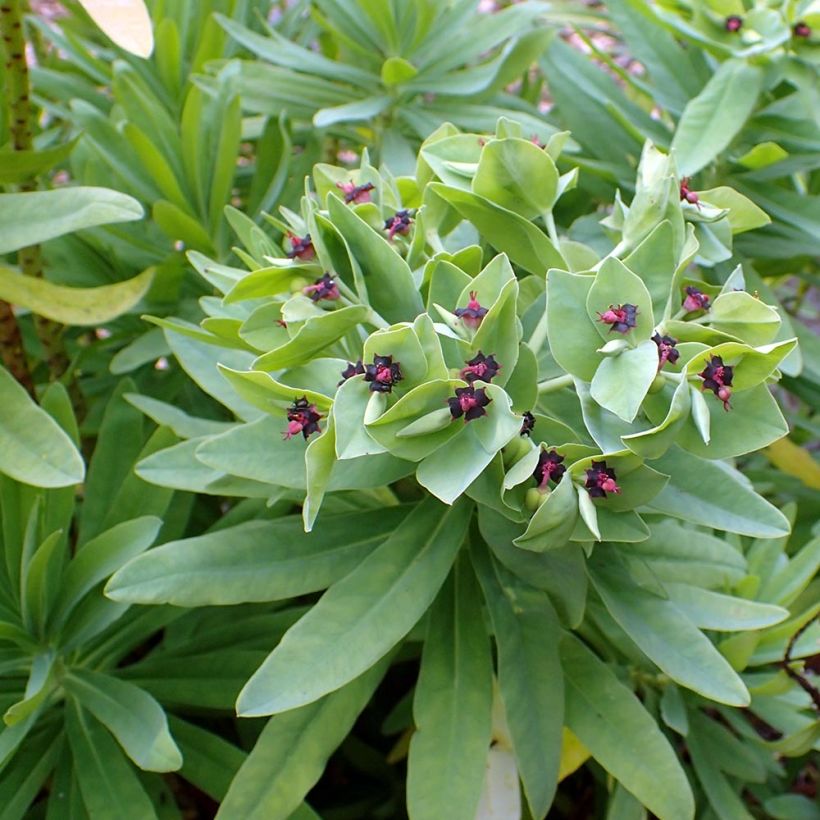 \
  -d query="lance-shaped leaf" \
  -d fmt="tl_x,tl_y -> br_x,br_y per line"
407,556 -> 492,820
561,634 -> 695,820
236,497 -> 472,716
